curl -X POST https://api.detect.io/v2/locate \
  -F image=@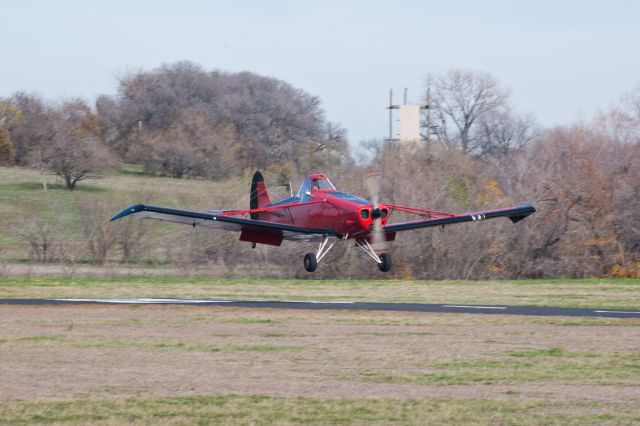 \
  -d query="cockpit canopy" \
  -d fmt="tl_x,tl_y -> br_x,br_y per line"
296,175 -> 336,200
